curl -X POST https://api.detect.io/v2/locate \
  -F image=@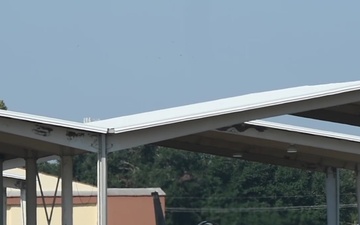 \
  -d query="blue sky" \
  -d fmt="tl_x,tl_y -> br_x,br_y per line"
1,1 -> 360,128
